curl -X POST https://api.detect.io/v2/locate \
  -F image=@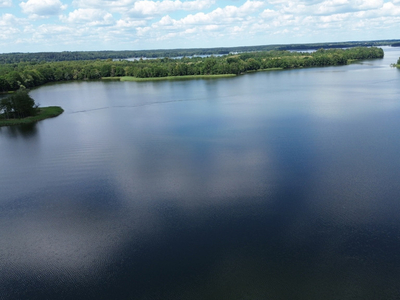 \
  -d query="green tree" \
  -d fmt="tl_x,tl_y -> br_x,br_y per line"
0,77 -> 10,92
6,71 -> 23,90
202,57 -> 217,74
245,58 -> 261,71
0,89 -> 38,119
